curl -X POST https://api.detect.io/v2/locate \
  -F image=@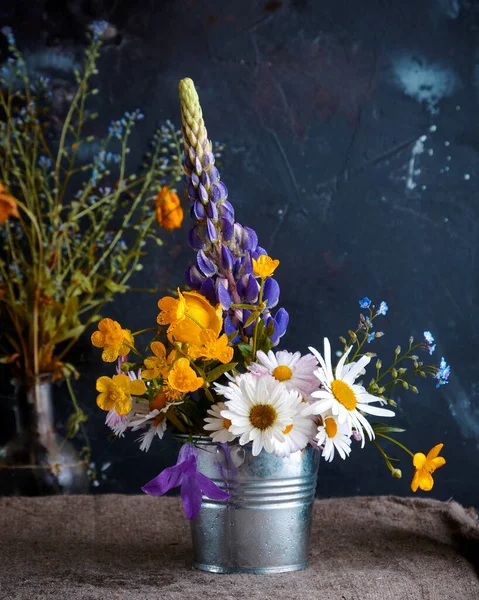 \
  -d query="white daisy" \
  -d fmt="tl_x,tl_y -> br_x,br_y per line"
203,402 -> 237,443
136,418 -> 167,452
249,350 -> 319,398
315,414 -> 352,462
309,338 -> 395,447
214,373 -> 296,456
272,401 -> 317,458
105,398 -> 148,437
